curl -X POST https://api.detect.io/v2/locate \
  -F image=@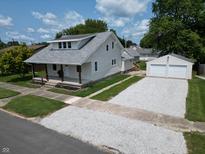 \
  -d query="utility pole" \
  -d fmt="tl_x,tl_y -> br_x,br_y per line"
123,36 -> 127,48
